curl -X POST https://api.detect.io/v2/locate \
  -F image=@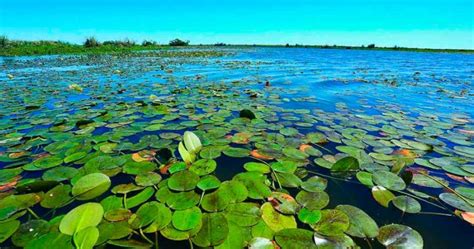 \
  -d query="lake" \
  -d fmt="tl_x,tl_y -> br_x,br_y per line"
0,47 -> 473,249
